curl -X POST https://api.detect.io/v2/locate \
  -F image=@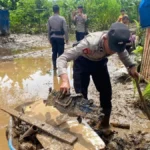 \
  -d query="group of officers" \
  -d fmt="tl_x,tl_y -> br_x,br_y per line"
48,5 -> 139,129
